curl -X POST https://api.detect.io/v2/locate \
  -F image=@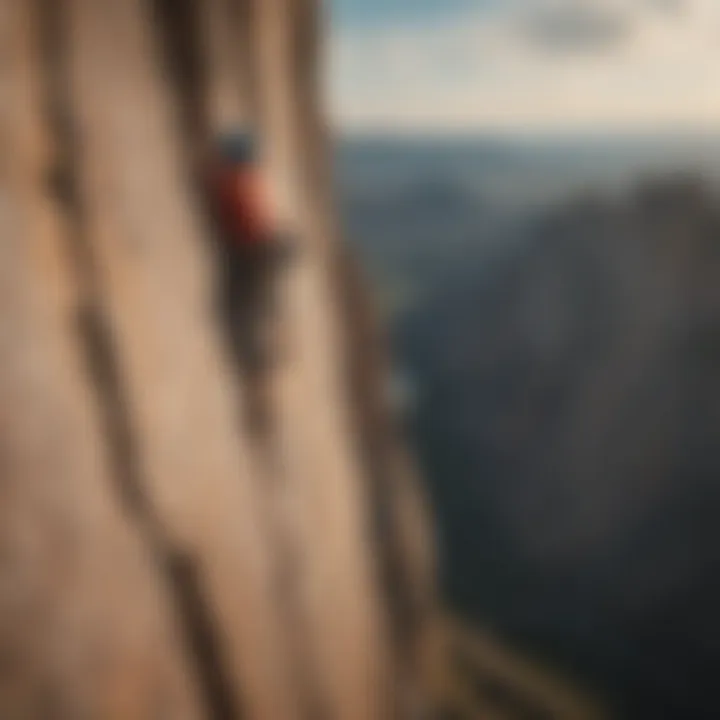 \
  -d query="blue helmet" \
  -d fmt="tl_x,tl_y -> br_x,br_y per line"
216,130 -> 257,166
